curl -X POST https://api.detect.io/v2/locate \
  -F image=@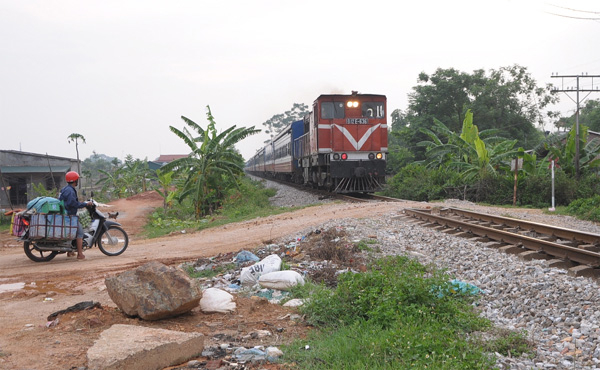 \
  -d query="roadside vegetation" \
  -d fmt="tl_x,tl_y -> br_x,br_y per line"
143,176 -> 301,238
0,214 -> 9,232
385,65 -> 600,221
